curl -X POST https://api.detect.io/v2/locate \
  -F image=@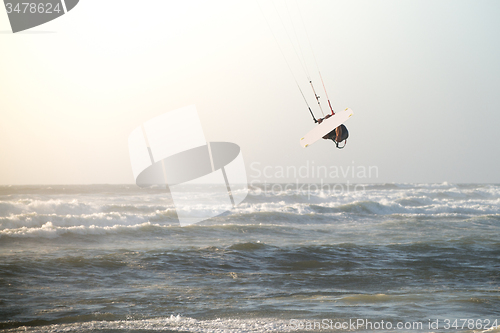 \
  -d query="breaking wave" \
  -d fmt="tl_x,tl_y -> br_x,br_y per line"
1,184 -> 499,239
